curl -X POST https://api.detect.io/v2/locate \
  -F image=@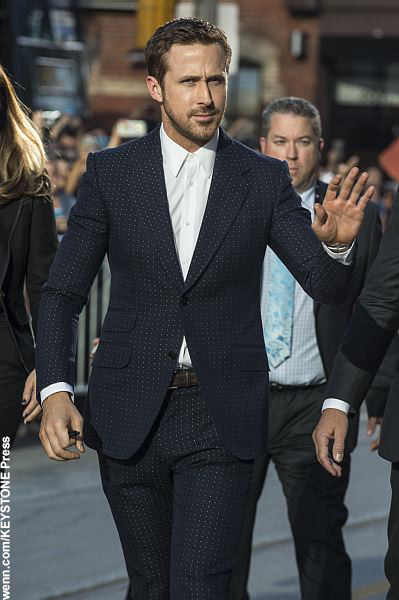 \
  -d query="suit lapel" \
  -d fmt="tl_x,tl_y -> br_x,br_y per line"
183,130 -> 251,293
135,127 -> 185,291
134,128 -> 251,293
